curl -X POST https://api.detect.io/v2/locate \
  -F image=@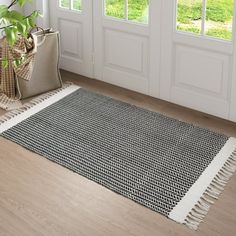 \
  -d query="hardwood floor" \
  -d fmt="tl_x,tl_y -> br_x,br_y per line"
0,70 -> 236,236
